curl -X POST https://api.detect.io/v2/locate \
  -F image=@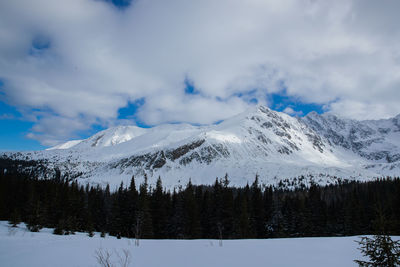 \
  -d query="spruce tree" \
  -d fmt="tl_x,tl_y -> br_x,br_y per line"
127,175 -> 139,238
221,174 -> 234,238
138,174 -> 153,238
355,235 -> 400,267
183,179 -> 202,238
250,175 -> 265,238
235,191 -> 250,238
152,176 -> 167,238
168,189 -> 185,238
109,182 -> 124,237
26,200 -> 43,232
